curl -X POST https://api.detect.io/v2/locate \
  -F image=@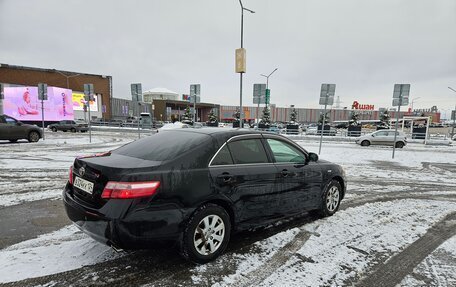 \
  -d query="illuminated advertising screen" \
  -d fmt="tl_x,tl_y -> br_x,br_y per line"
3,86 -> 74,121
72,92 -> 98,111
